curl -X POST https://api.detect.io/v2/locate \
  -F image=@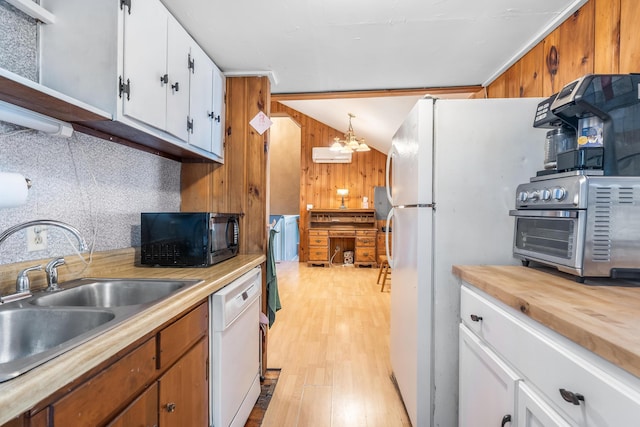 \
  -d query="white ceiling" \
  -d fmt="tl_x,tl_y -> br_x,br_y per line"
161,0 -> 587,153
